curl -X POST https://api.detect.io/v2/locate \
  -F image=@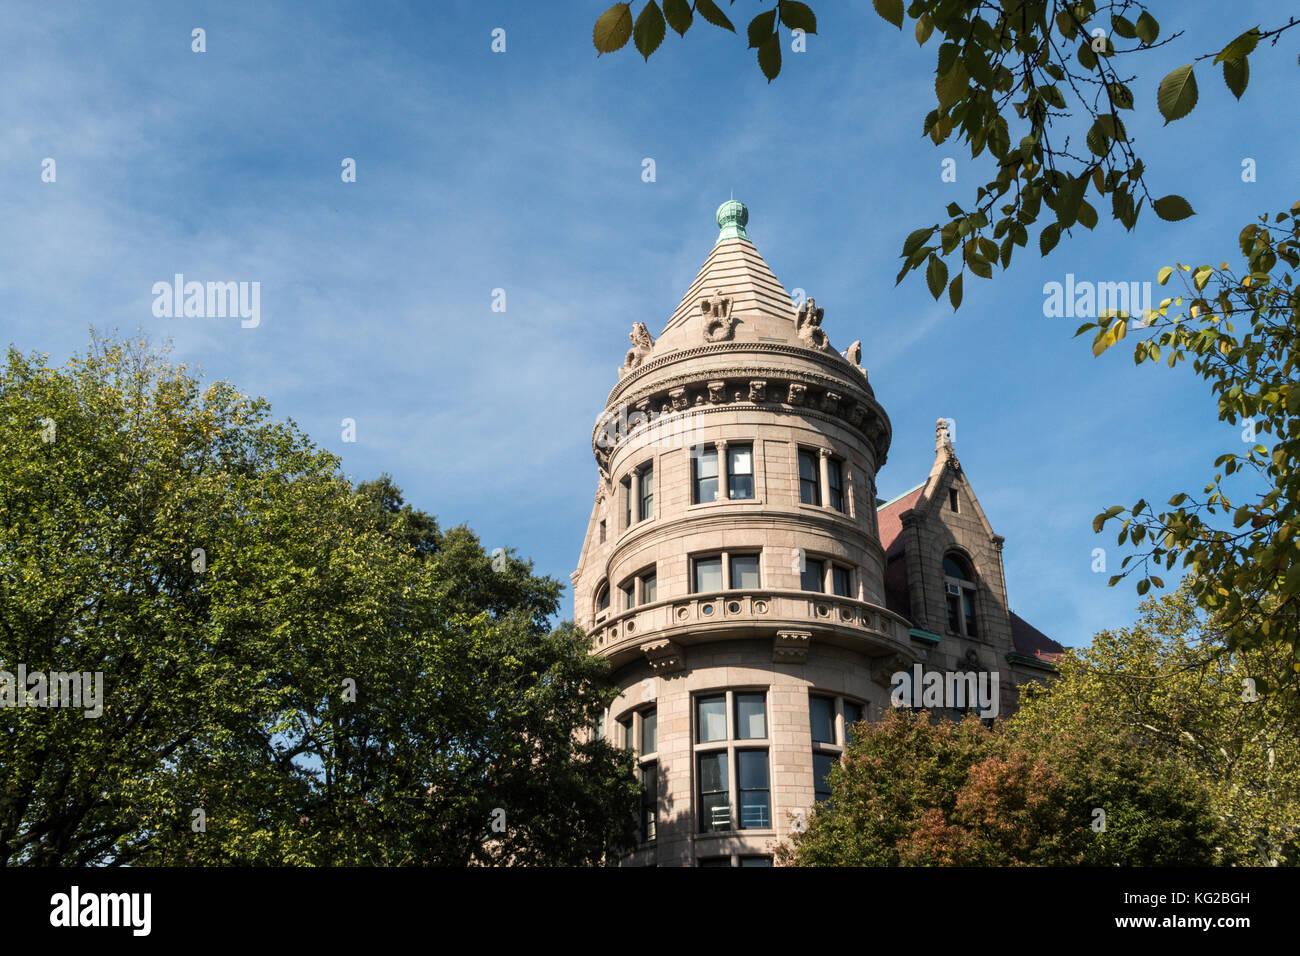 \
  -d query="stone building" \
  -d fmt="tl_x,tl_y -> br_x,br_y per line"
572,201 -> 1062,867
